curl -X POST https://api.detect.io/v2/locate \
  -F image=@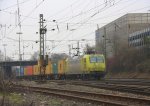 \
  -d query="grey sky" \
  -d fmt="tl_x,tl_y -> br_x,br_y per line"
0,0 -> 150,60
